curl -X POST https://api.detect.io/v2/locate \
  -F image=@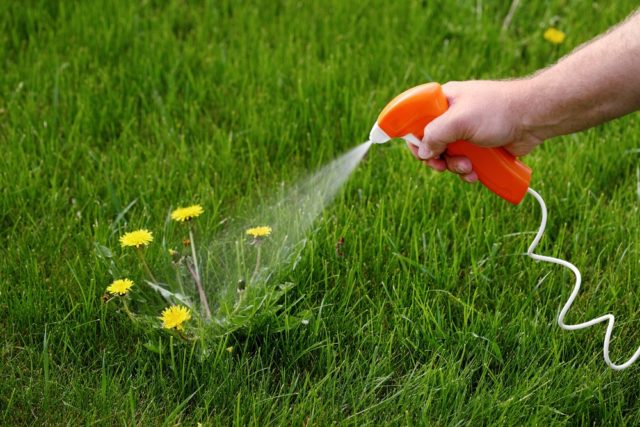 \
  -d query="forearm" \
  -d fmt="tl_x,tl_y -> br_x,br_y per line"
518,10 -> 640,141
